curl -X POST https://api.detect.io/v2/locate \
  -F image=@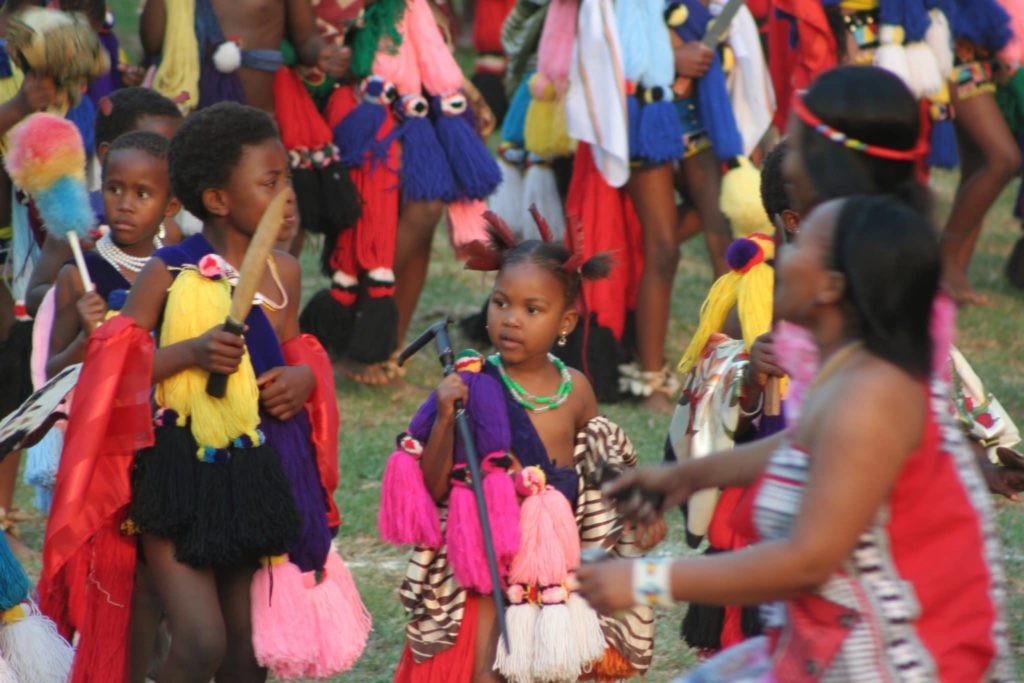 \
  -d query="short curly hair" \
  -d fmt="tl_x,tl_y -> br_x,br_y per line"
103,130 -> 169,174
95,87 -> 182,149
168,103 -> 280,220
